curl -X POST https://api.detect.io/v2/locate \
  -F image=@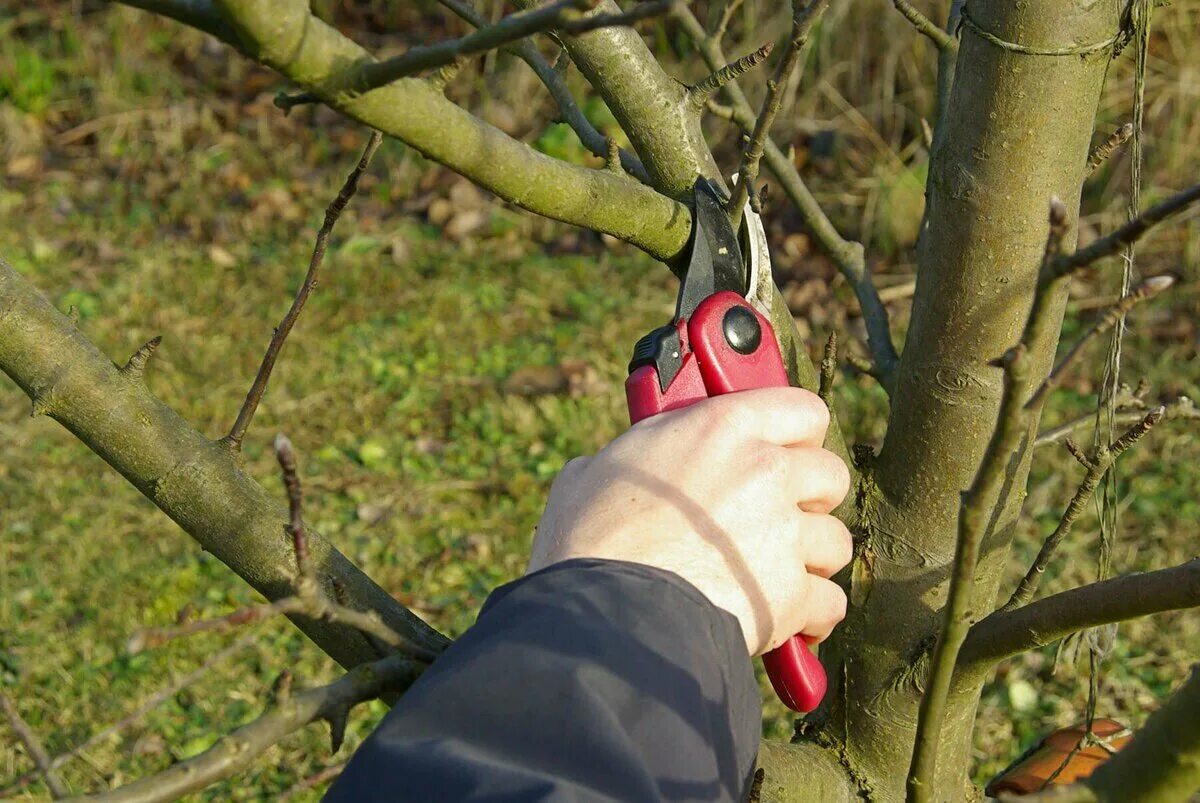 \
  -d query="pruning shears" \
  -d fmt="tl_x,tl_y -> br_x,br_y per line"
624,178 -> 827,714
